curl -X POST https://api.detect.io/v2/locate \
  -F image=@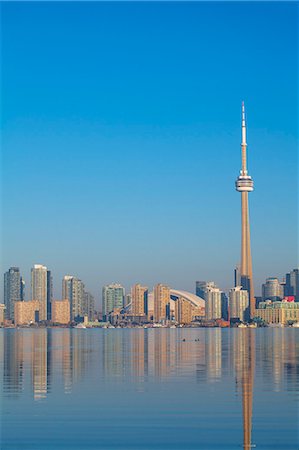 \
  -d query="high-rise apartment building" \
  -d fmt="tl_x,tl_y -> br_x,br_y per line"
83,291 -> 95,321
229,286 -> 249,322
196,281 -> 216,299
262,277 -> 284,302
154,284 -> 170,323
204,286 -> 222,320
62,276 -> 85,321
285,269 -> 299,300
131,284 -> 148,317
235,103 -> 255,318
4,267 -> 24,320
175,297 -> 192,324
102,283 -> 125,320
31,265 -> 52,322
